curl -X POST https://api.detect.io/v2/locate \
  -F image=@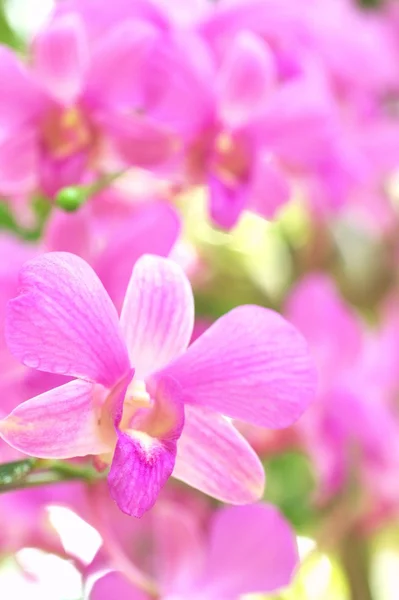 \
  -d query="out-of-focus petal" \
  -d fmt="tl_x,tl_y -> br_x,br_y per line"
33,14 -> 89,105
120,255 -> 194,380
153,502 -> 205,595
143,30 -> 214,137
161,305 -> 316,429
248,152 -> 291,219
43,207 -> 92,259
6,252 -> 129,386
285,274 -> 362,387
0,380 -> 110,458
208,173 -> 246,230
86,20 -> 158,110
54,0 -> 169,42
102,113 -> 179,168
201,504 -> 298,596
0,129 -> 38,195
218,31 -> 276,128
173,405 -> 265,503
96,201 -> 180,311
90,572 -> 147,600
0,47 -> 45,133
